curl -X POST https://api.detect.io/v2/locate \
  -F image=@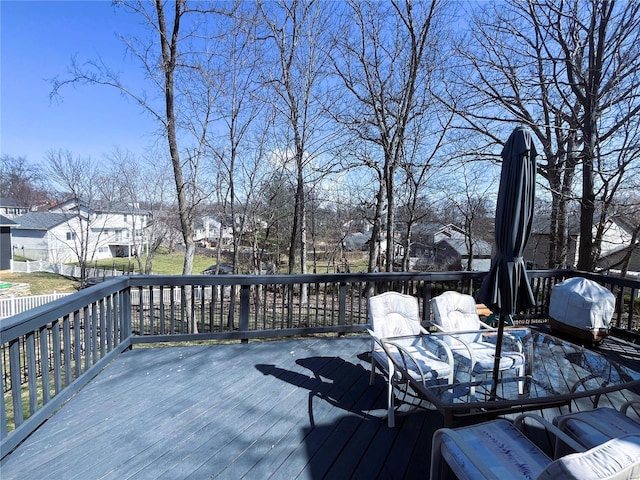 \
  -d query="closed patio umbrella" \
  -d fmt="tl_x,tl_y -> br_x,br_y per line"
478,126 -> 537,391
